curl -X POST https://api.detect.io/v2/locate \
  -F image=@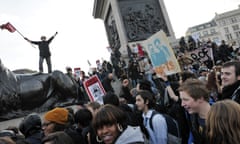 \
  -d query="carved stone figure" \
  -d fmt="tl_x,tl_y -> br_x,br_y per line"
0,59 -> 83,121
119,0 -> 170,42
106,12 -> 121,50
